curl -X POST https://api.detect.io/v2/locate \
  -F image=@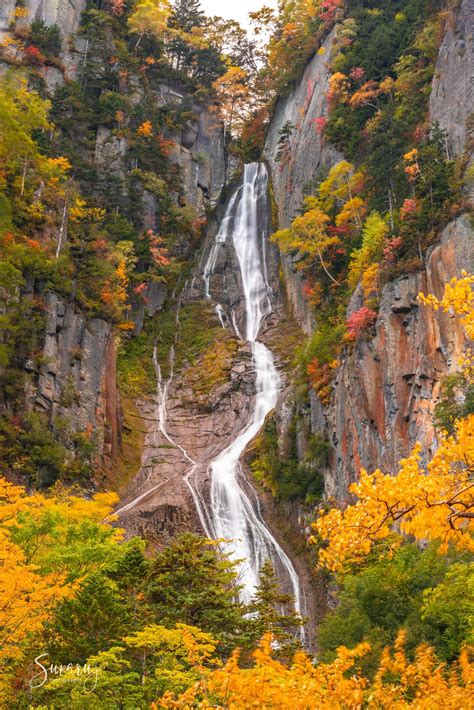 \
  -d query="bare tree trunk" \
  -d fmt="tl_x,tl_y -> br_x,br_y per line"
55,200 -> 68,259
